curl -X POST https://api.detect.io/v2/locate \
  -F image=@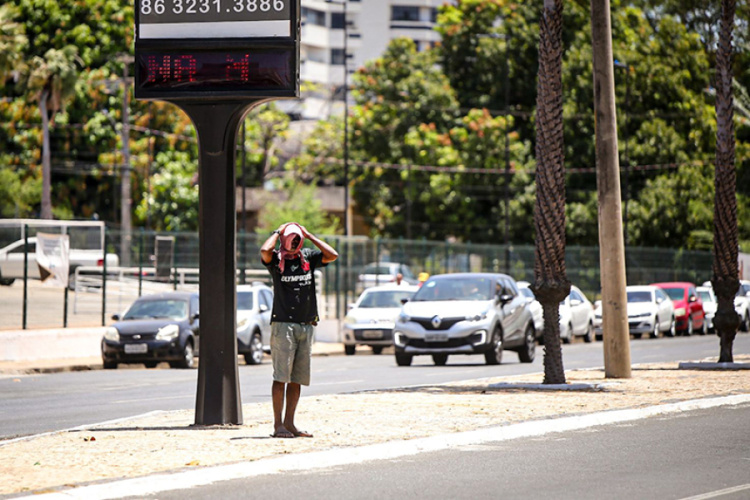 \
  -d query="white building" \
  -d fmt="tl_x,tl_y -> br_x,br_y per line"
291,0 -> 452,119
